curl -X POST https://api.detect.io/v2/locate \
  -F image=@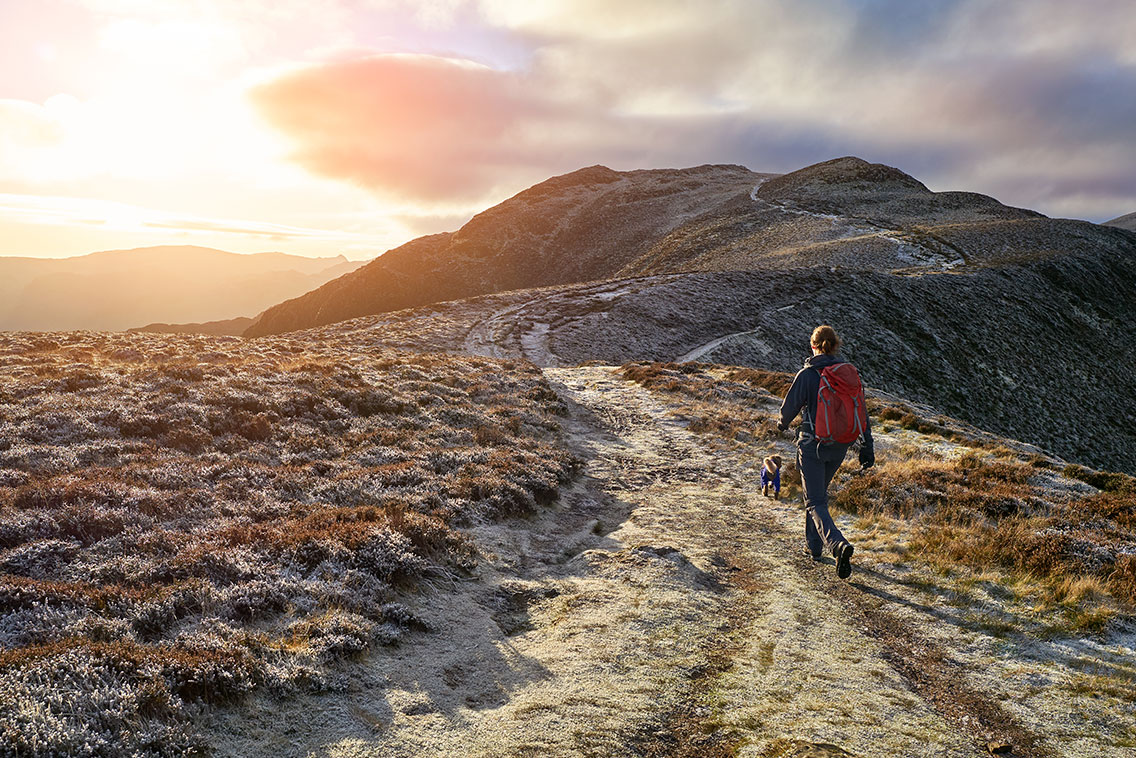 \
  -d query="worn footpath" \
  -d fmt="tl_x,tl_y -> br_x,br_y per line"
210,365 -> 1120,757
